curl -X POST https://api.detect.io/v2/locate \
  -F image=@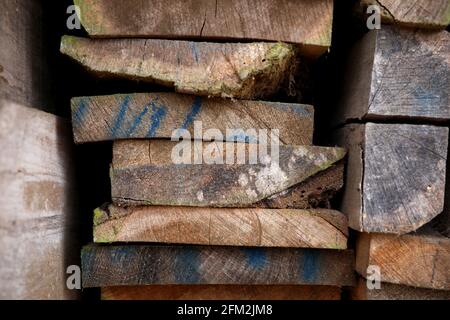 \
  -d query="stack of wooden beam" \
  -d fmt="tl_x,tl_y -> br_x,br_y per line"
336,1 -> 450,300
61,0 -> 356,299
